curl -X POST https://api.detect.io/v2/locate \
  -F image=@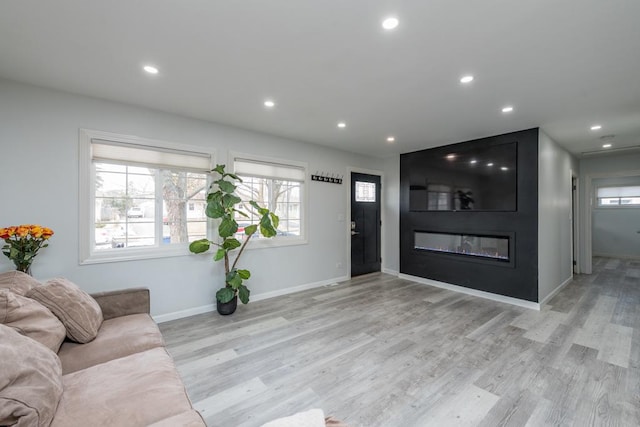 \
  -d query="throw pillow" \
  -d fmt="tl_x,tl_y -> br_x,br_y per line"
27,278 -> 103,344
0,289 -> 66,353
0,270 -> 41,296
0,324 -> 63,427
